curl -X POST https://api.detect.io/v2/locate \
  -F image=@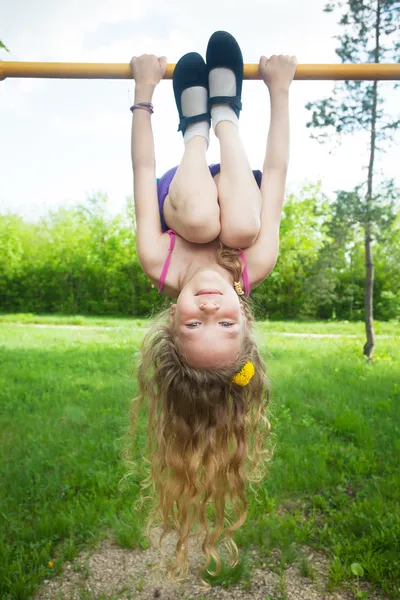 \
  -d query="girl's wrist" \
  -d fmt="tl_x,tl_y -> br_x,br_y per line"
135,83 -> 156,102
268,85 -> 290,95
